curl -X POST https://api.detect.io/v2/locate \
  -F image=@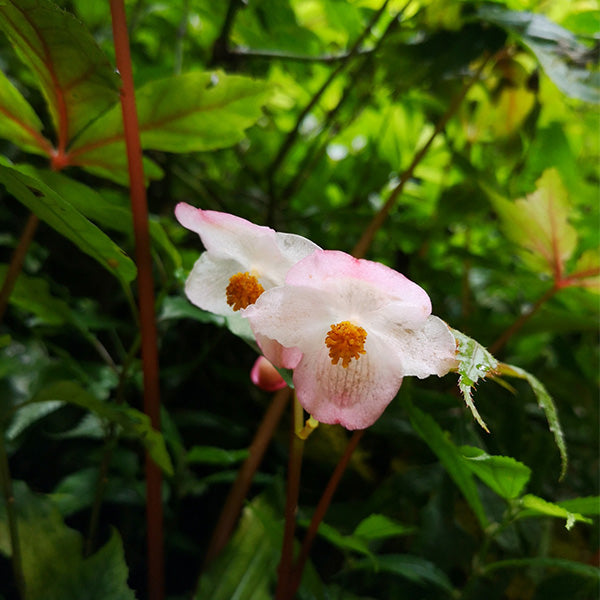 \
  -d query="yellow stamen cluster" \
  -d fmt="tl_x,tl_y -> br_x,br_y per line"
226,272 -> 265,311
325,321 -> 367,368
